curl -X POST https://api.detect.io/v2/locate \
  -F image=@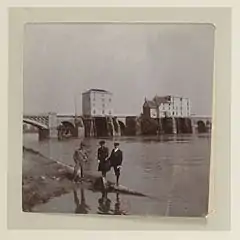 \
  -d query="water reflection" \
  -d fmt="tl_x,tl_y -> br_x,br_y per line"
97,190 -> 112,214
73,187 -> 90,214
113,193 -> 126,215
97,190 -> 126,215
